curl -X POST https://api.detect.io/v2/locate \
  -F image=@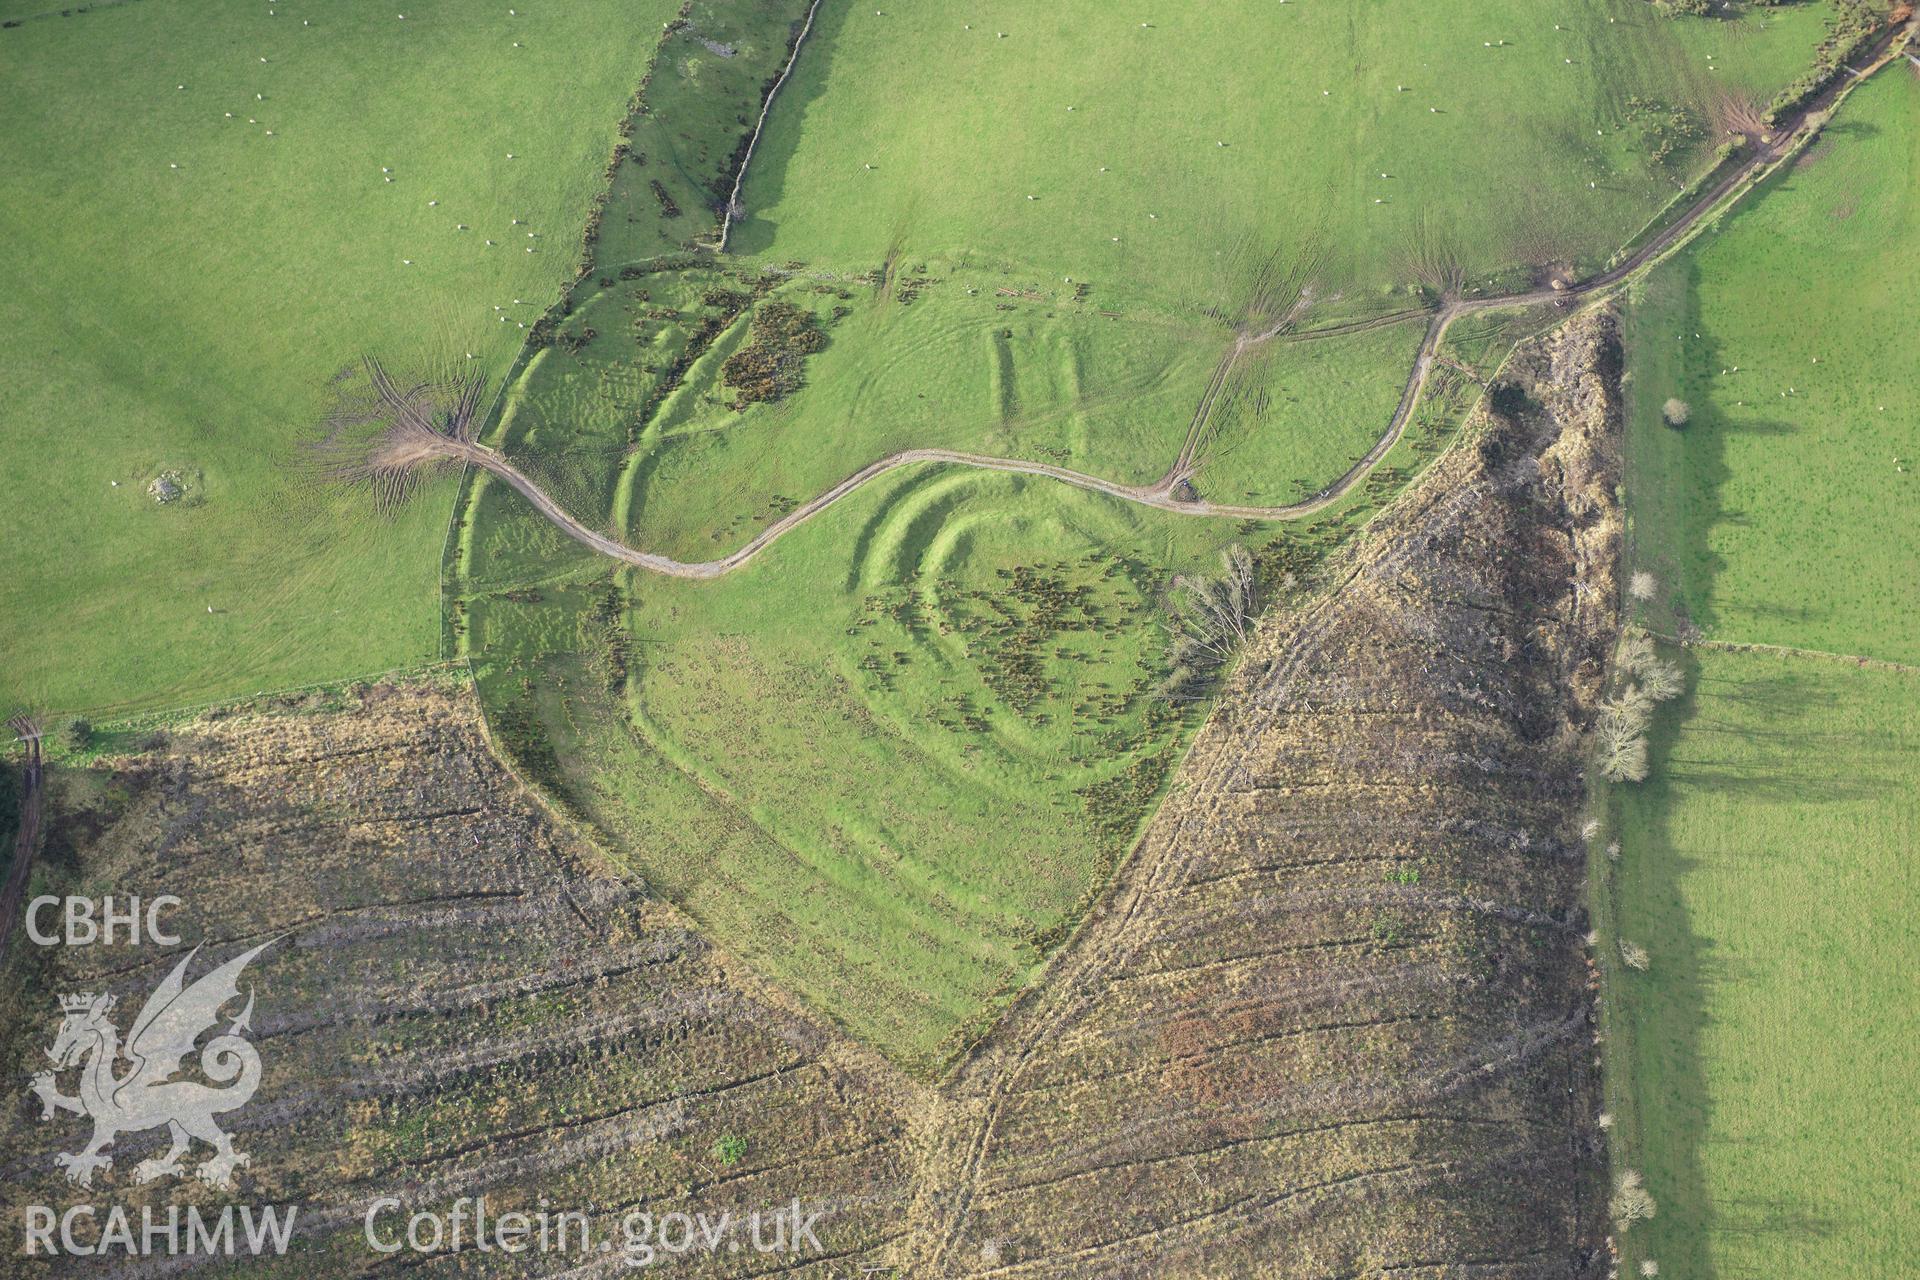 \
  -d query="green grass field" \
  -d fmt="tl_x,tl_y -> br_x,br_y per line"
1624,72 -> 1919,663
1608,67 -> 1918,1280
735,0 -> 1832,306
486,260 -> 1232,561
2,0 -> 1859,1084
1609,650 -> 1917,1280
0,0 -> 677,716
1197,319 -> 1430,506
2,0 -> 1836,723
